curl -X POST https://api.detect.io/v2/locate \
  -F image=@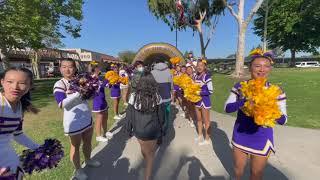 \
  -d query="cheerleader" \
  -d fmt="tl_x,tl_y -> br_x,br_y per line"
172,65 -> 182,109
224,51 -> 287,180
53,59 -> 100,180
90,65 -> 111,142
0,67 -> 39,179
108,64 -> 123,120
184,66 -> 196,127
119,65 -> 129,107
194,60 -> 213,145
